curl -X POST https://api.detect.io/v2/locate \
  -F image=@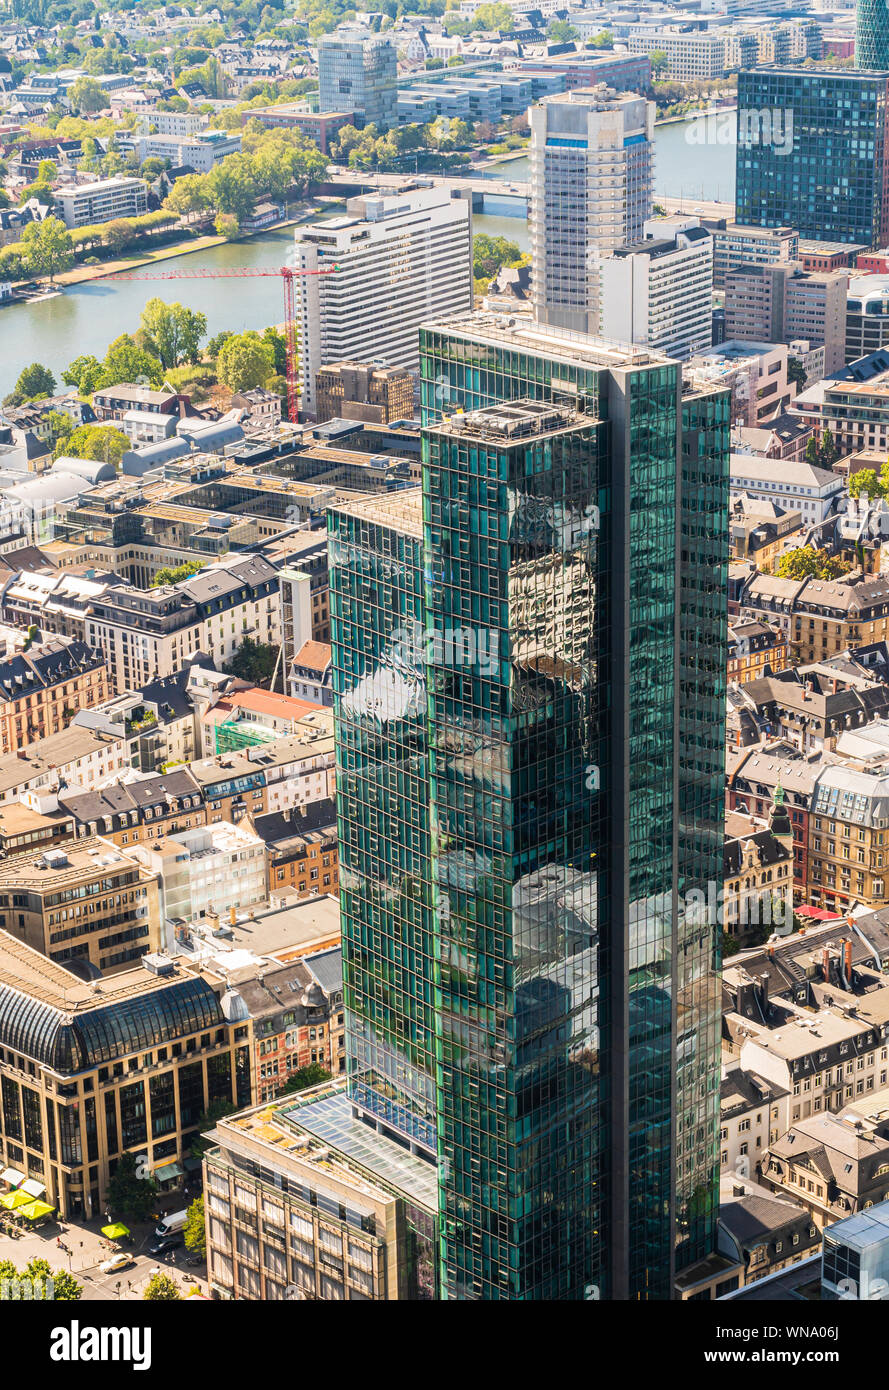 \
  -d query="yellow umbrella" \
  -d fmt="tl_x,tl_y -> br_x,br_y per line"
101,1222 -> 130,1240
18,1199 -> 54,1221
0,1189 -> 31,1210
